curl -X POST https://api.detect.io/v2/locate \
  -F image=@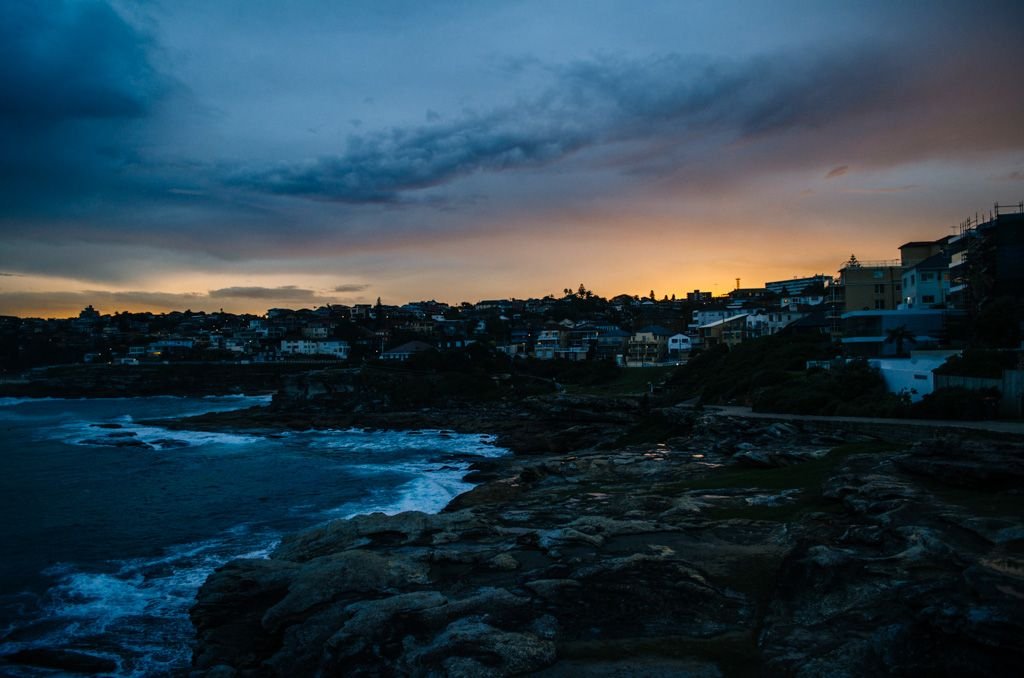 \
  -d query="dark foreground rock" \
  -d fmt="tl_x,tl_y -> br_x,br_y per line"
190,421 -> 1024,677
2,648 -> 119,674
